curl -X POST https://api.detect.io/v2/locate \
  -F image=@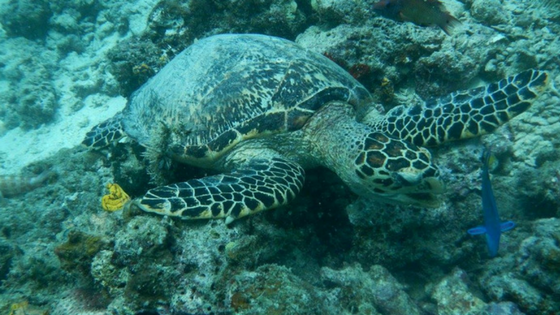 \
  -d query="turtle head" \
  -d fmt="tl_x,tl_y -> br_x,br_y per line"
348,131 -> 444,207
326,129 -> 444,207
307,102 -> 444,207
